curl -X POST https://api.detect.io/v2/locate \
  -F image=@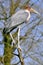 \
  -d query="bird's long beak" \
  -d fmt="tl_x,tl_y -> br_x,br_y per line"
30,8 -> 40,15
